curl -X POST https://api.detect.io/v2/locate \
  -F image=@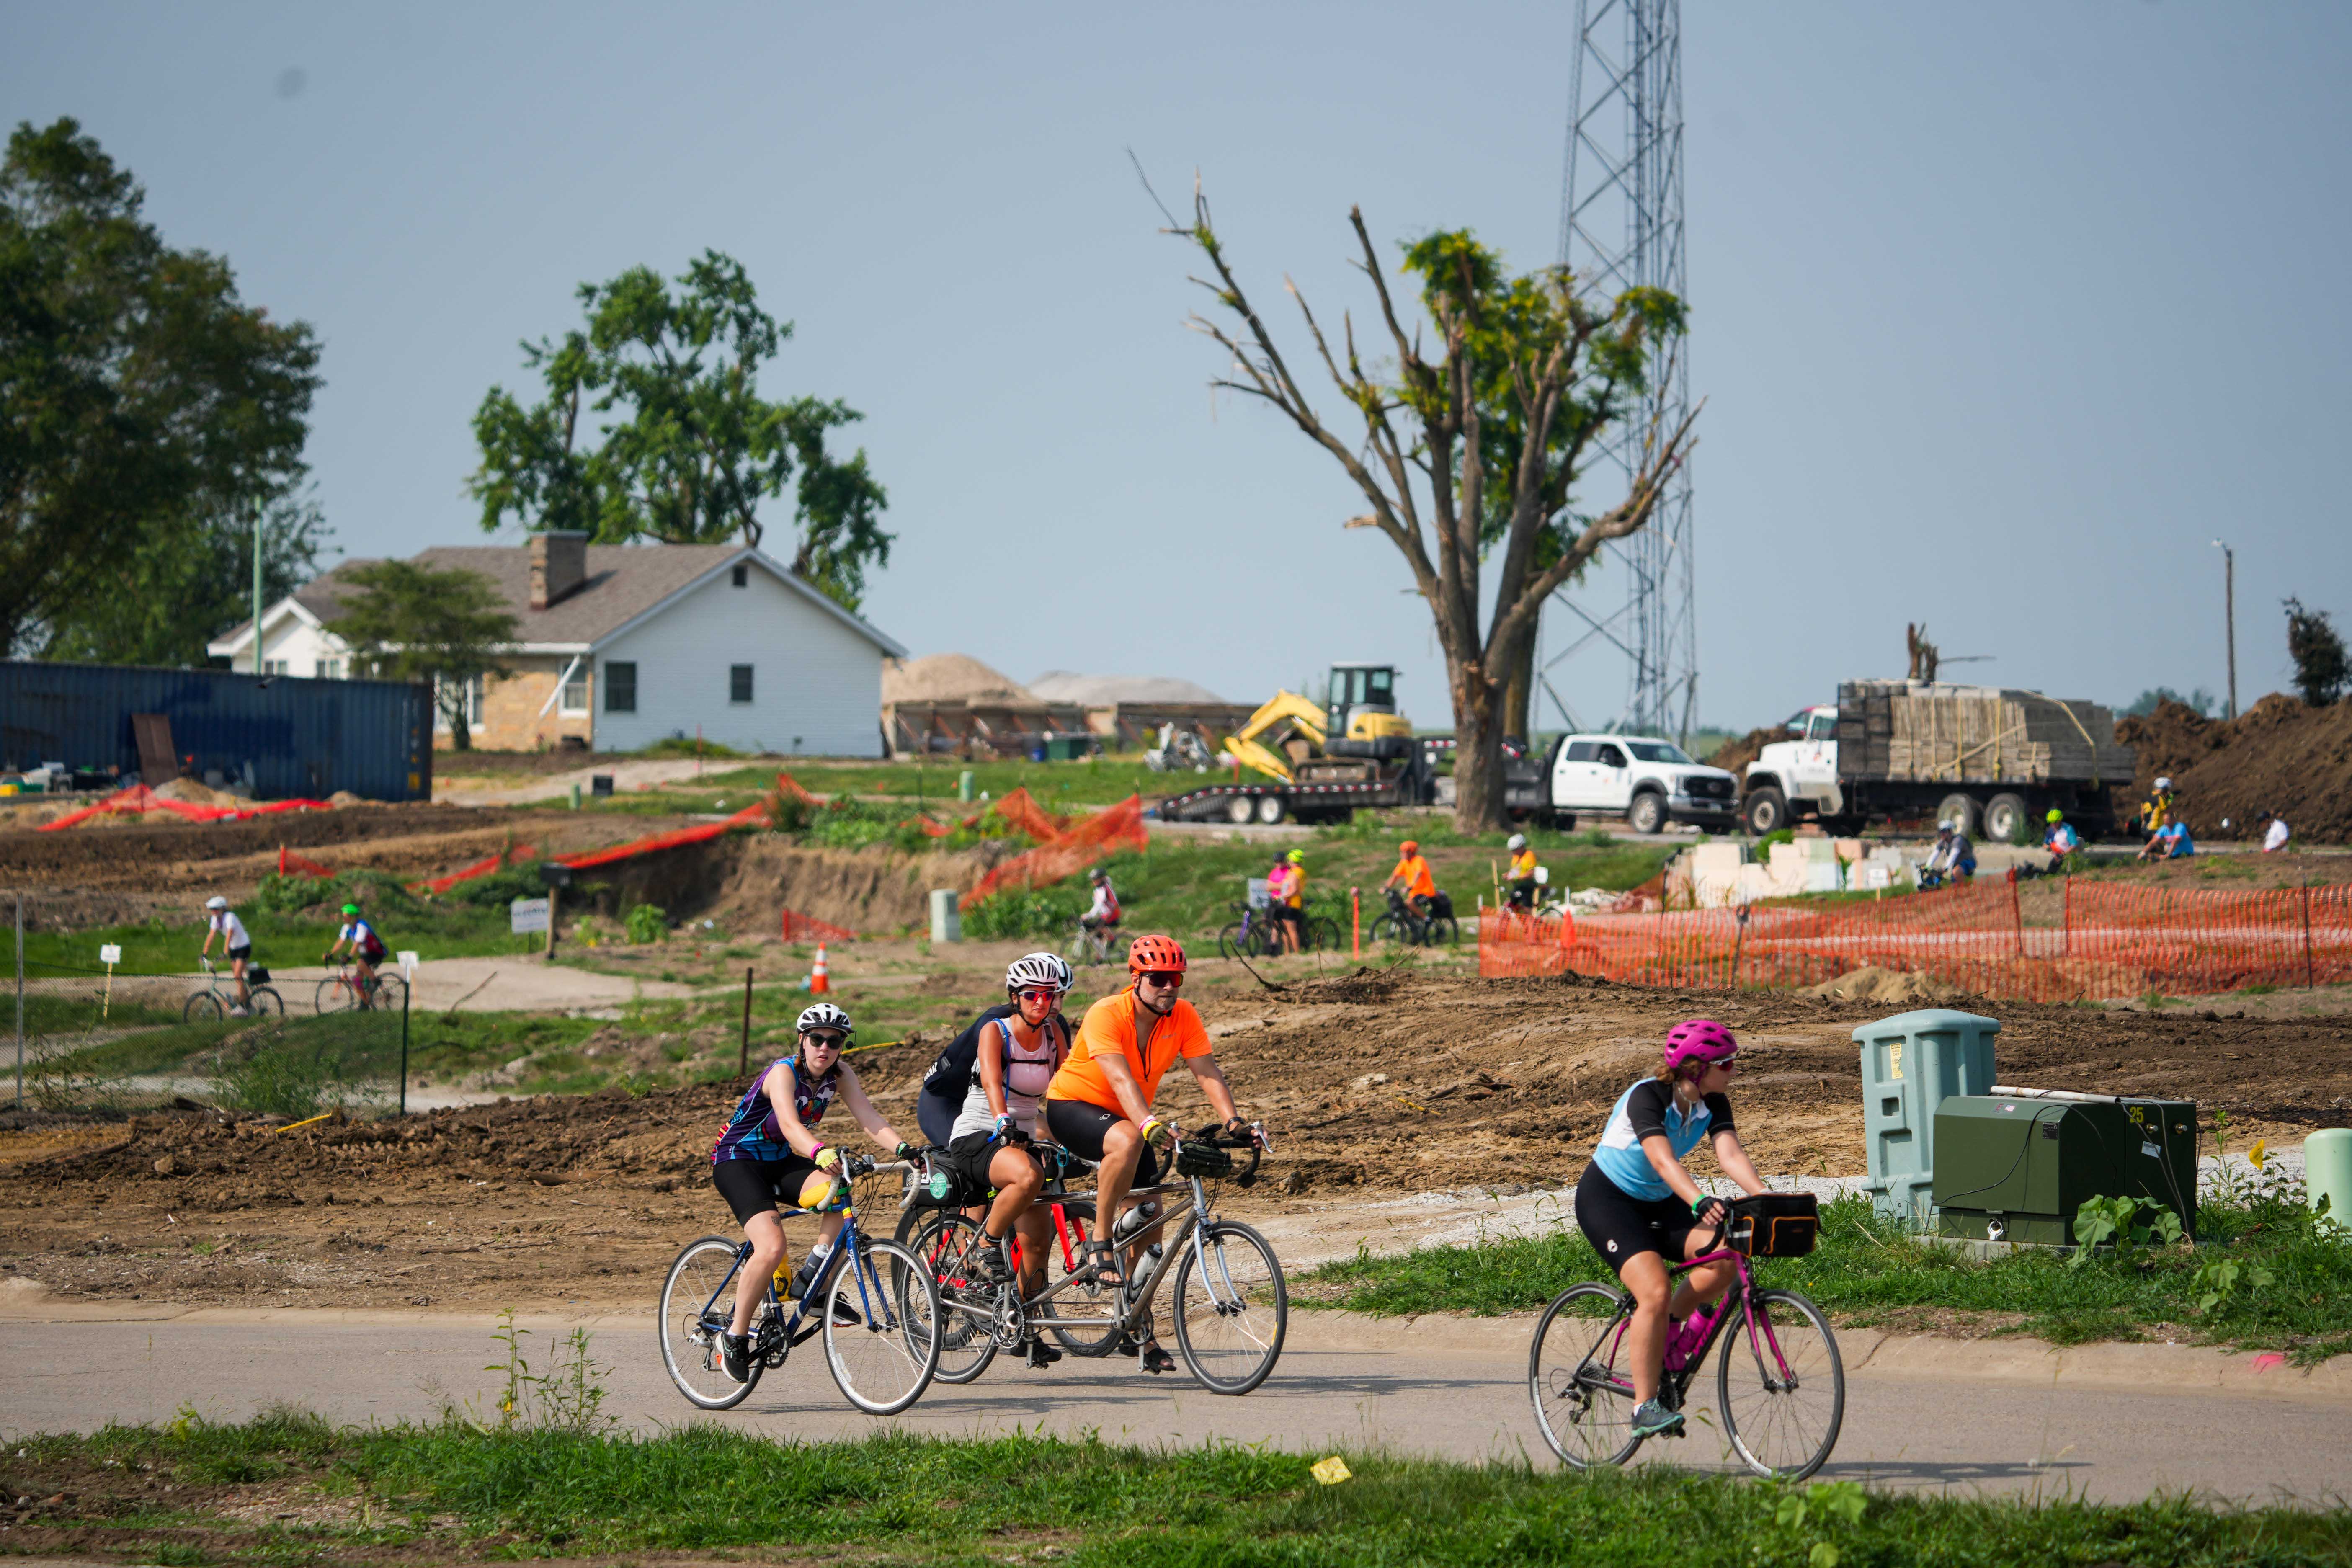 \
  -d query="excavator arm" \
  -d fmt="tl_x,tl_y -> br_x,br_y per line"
1222,690 -> 1330,783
